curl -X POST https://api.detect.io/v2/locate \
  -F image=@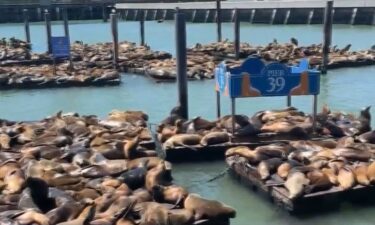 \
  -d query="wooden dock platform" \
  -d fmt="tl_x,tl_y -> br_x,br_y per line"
116,0 -> 375,25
